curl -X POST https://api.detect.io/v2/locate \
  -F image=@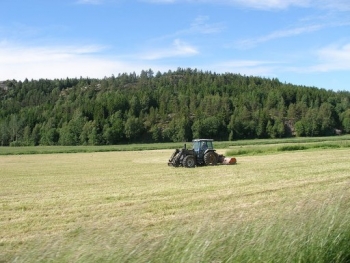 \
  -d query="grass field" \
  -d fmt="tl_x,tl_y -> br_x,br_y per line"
1,143 -> 350,262
1,135 -> 350,156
